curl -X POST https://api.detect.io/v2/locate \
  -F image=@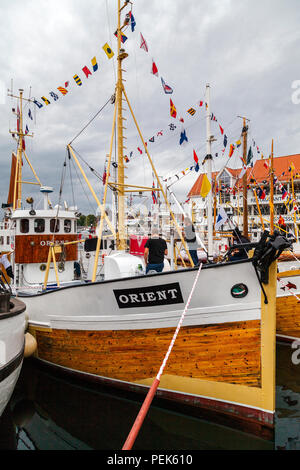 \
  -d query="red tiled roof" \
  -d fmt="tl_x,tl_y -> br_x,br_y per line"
250,154 -> 300,184
188,154 -> 300,197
